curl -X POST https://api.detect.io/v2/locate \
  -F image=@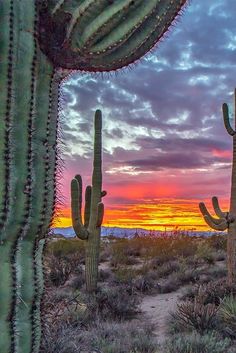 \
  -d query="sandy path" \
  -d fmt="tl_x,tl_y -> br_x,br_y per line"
139,289 -> 183,343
